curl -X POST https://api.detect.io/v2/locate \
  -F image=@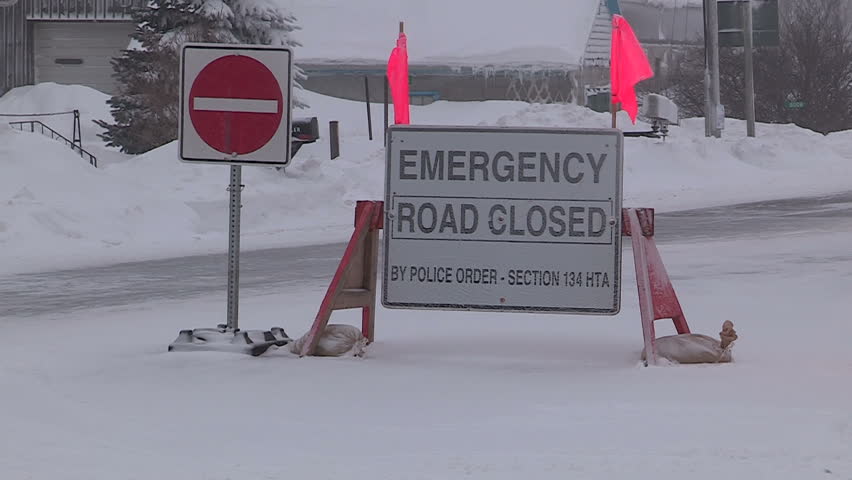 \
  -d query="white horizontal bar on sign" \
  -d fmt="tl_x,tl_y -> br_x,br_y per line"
192,97 -> 279,114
